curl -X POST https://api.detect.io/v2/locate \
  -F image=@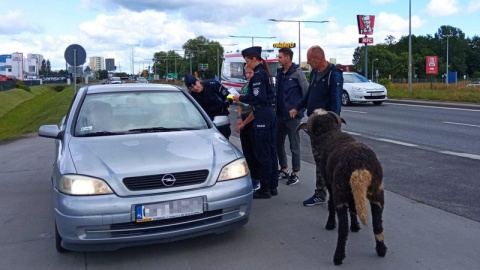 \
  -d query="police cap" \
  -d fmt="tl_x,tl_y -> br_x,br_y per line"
241,46 -> 262,58
184,73 -> 198,88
